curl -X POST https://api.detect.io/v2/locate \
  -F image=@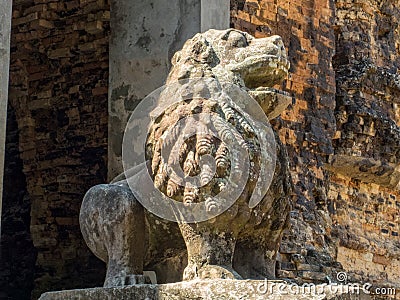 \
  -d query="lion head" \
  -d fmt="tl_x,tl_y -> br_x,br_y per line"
167,29 -> 291,119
